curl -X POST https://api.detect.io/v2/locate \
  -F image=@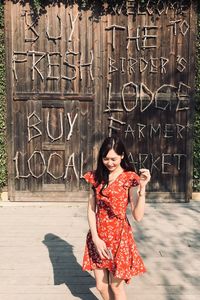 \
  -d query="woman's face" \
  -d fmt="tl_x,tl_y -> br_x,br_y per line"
102,149 -> 123,173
